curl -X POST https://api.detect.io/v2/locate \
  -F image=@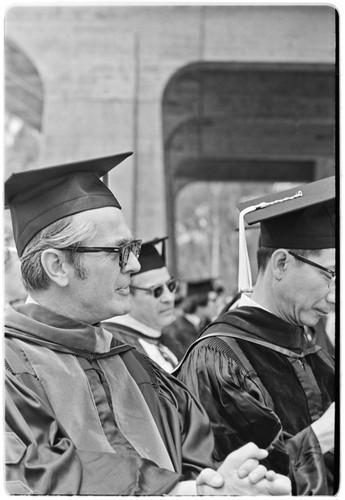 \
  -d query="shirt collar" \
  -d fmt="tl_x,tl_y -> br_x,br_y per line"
235,292 -> 271,313
26,294 -> 37,304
